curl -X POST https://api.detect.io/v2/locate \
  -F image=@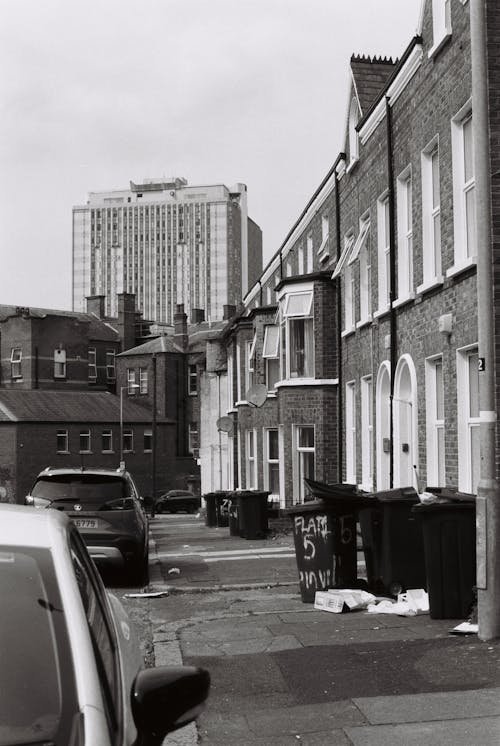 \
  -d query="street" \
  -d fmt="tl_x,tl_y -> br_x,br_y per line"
114,513 -> 500,745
